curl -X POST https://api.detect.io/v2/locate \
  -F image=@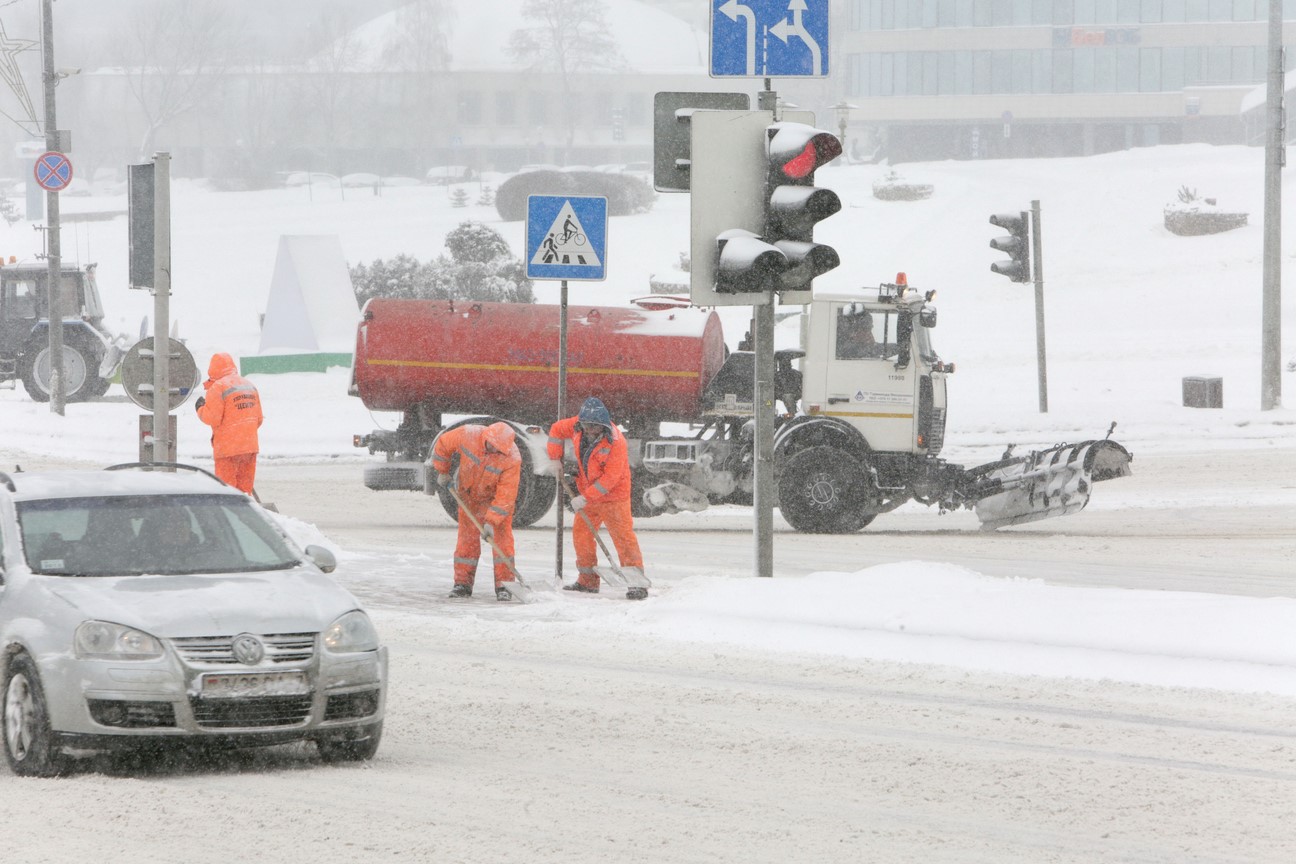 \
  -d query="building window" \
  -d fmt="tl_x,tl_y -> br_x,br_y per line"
1011,49 -> 1032,92
1232,45 -> 1254,82
974,50 -> 993,92
1118,0 -> 1140,22
1033,48 -> 1054,91
1140,47 -> 1162,90
956,50 -> 974,93
458,91 -> 482,124
1140,0 -> 1162,21
1074,46 -> 1096,91
495,92 -> 516,125
1162,0 -> 1187,20
528,91 -> 546,125
1162,47 -> 1185,89
626,92 -> 648,126
1053,47 -> 1075,91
